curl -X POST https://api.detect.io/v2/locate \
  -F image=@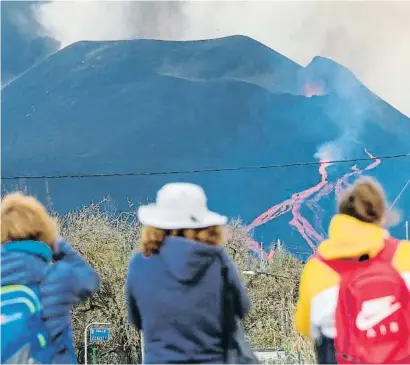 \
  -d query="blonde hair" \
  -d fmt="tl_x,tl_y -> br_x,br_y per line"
140,225 -> 224,257
338,177 -> 388,225
1,192 -> 58,247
